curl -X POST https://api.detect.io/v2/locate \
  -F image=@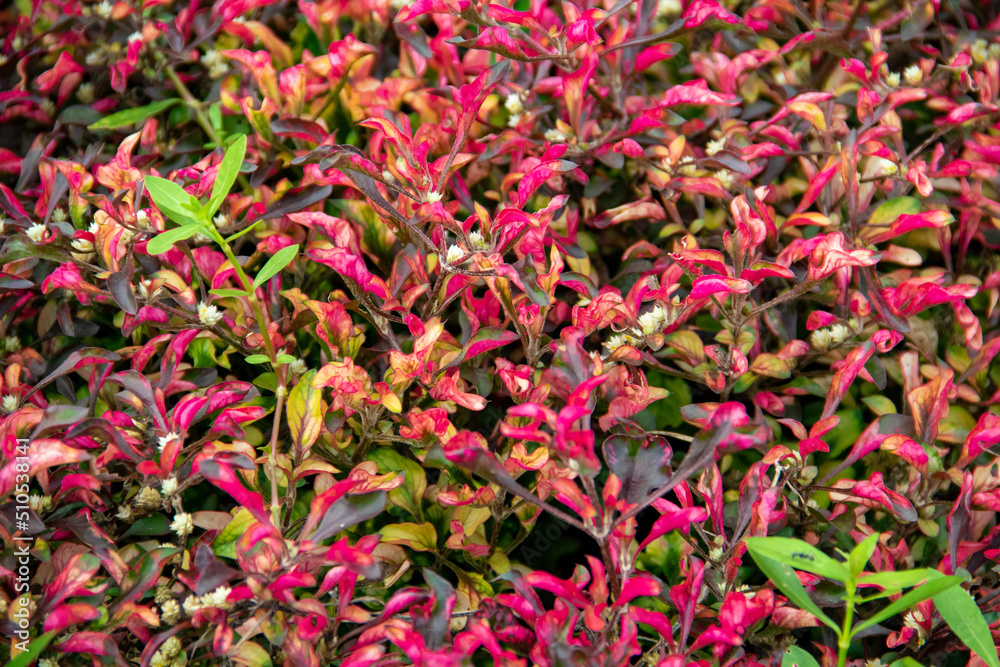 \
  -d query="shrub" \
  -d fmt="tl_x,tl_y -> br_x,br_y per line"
0,0 -> 999,665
